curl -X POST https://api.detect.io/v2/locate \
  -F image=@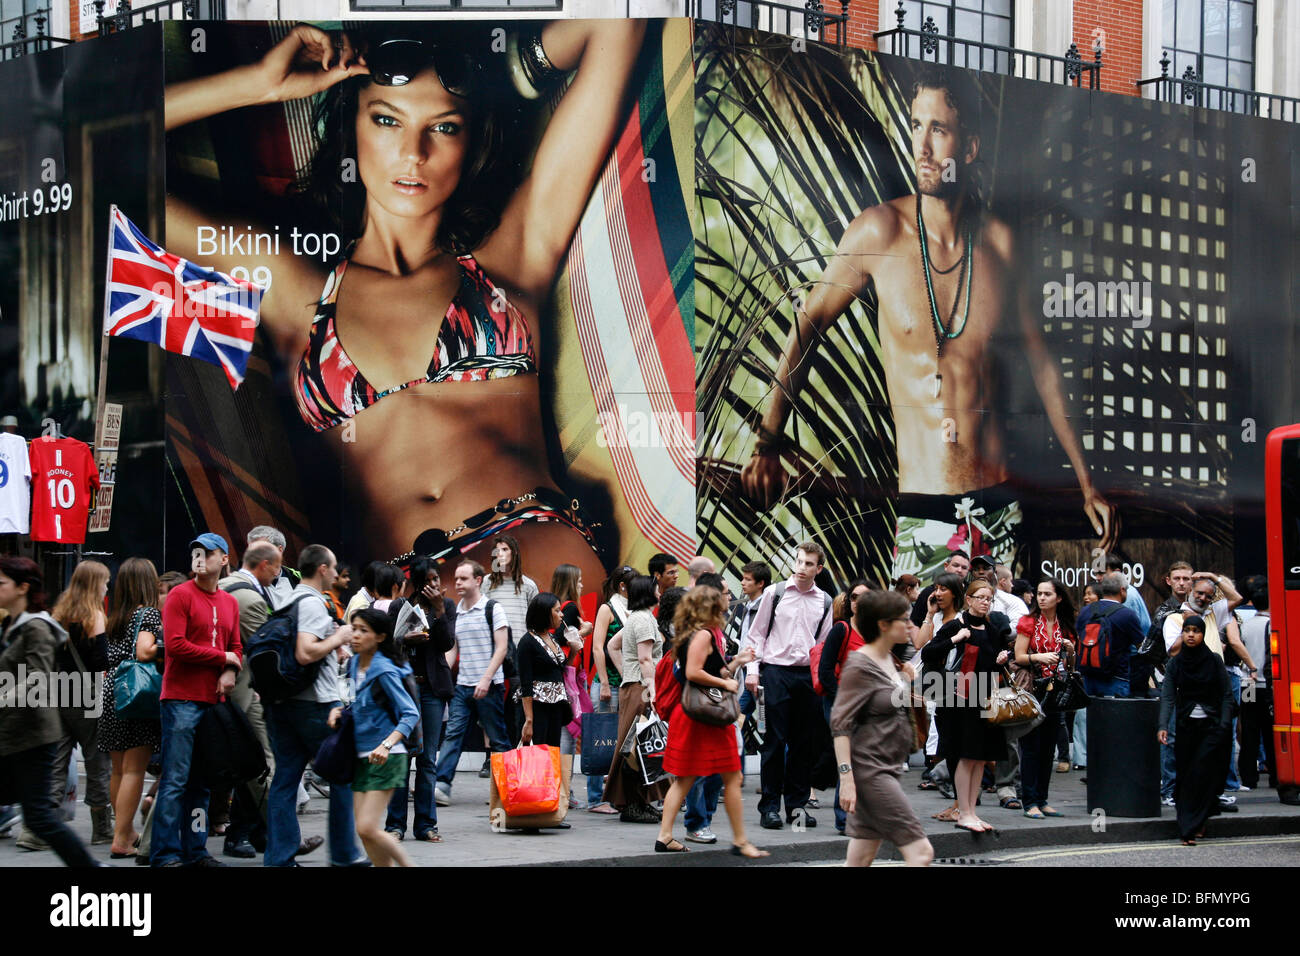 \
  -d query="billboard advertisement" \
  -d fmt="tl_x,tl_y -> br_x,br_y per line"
695,25 -> 1299,600
161,19 -> 696,582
